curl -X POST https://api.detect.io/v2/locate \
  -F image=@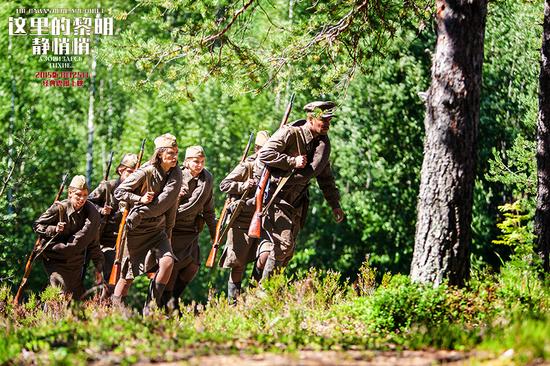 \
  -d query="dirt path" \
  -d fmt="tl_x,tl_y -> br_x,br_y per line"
130,350 -> 486,366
